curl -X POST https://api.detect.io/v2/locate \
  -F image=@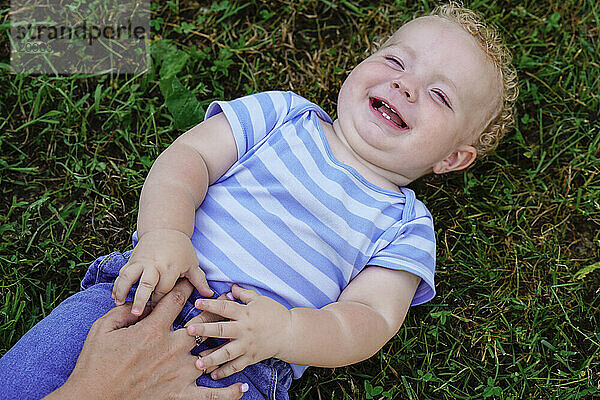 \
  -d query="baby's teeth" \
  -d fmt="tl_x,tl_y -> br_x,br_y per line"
381,100 -> 397,115
381,111 -> 391,120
